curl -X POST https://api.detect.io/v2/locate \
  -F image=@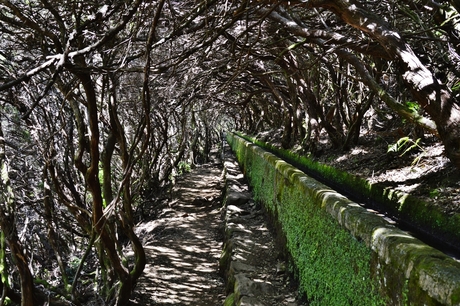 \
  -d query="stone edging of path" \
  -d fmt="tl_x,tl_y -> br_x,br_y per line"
219,150 -> 302,306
